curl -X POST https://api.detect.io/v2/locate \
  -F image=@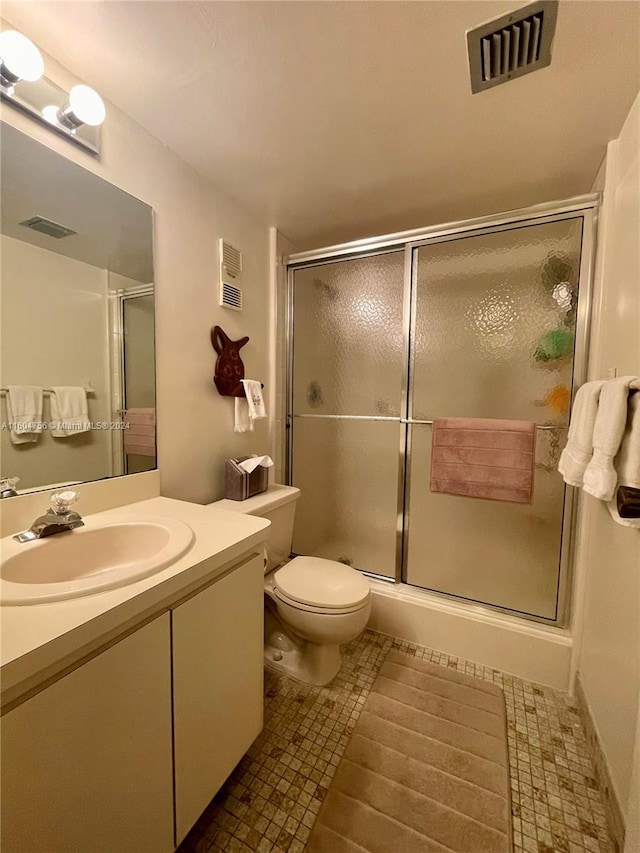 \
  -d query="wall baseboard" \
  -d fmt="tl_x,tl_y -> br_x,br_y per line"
574,672 -> 626,853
